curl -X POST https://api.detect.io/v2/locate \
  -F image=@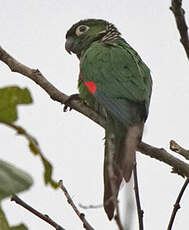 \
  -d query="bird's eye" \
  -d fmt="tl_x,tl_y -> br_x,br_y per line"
75,25 -> 89,36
